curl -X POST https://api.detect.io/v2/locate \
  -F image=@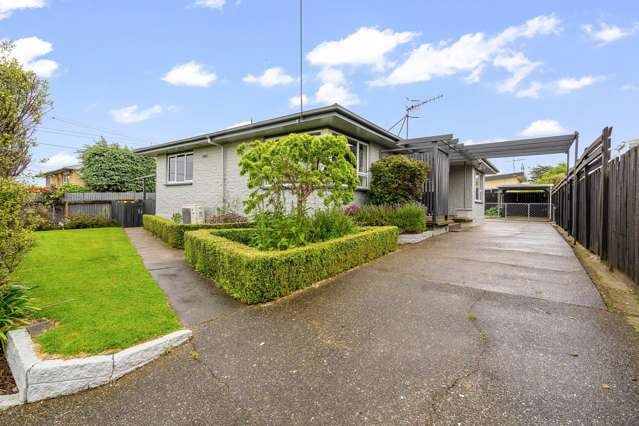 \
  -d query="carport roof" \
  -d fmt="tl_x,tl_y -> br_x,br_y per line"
449,133 -> 577,161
